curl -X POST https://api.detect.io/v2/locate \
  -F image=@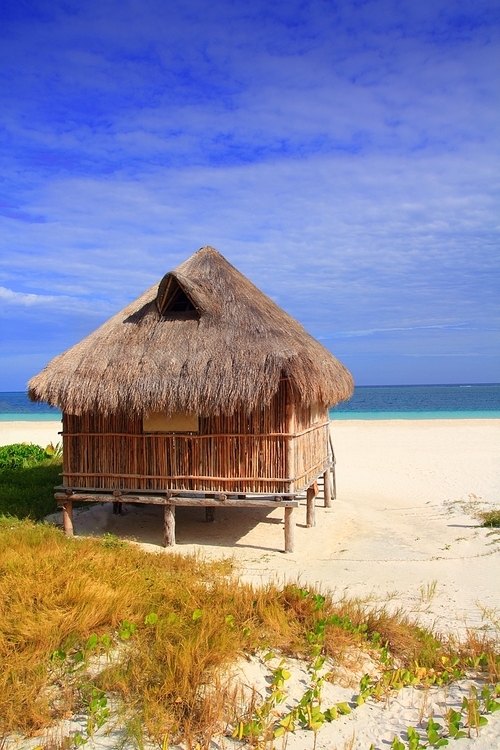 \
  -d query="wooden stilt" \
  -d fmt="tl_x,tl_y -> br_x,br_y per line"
205,507 -> 215,522
286,395 -> 295,494
331,466 -> 336,500
62,501 -> 74,536
306,486 -> 316,527
163,504 -> 176,547
323,469 -> 332,508
284,507 -> 295,553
